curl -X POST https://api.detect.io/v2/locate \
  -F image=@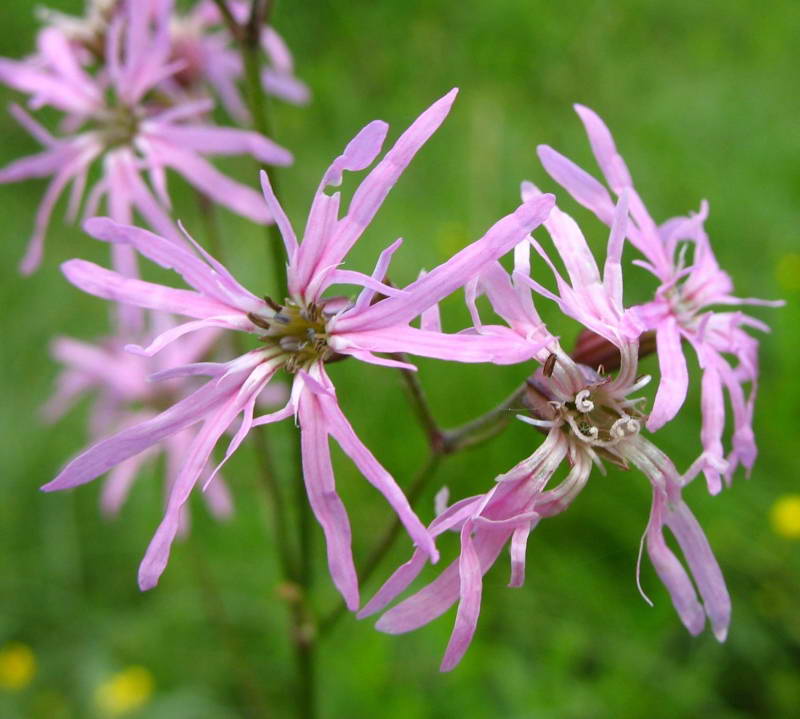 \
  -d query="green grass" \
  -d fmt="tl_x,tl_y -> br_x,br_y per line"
1,1 -> 799,717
